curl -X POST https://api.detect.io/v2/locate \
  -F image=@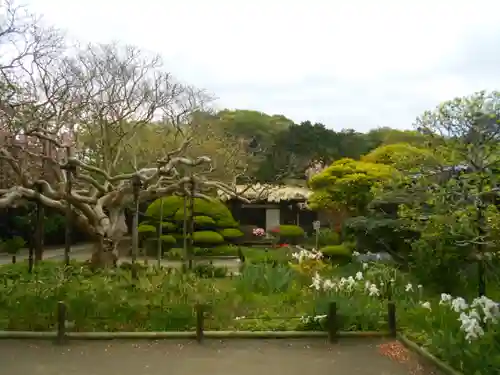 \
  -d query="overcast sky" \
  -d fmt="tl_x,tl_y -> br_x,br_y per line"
26,0 -> 500,132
